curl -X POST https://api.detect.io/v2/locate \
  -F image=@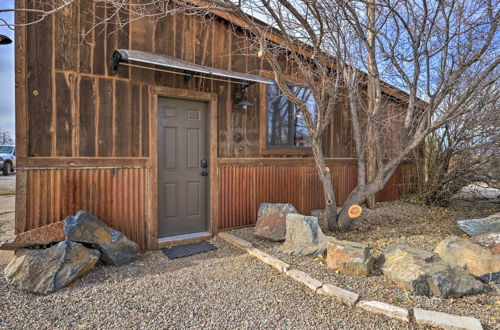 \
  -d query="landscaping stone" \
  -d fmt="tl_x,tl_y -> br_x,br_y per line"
247,248 -> 290,273
280,214 -> 336,256
311,209 -> 328,229
217,232 -> 253,250
0,220 -> 65,250
469,233 -> 500,255
317,283 -> 359,306
380,244 -> 484,298
285,269 -> 323,292
414,308 -> 483,330
434,236 -> 500,283
254,203 -> 297,241
64,211 -> 139,266
326,240 -> 374,276
357,300 -> 409,323
0,250 -> 14,266
4,241 -> 100,295
457,215 -> 500,236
